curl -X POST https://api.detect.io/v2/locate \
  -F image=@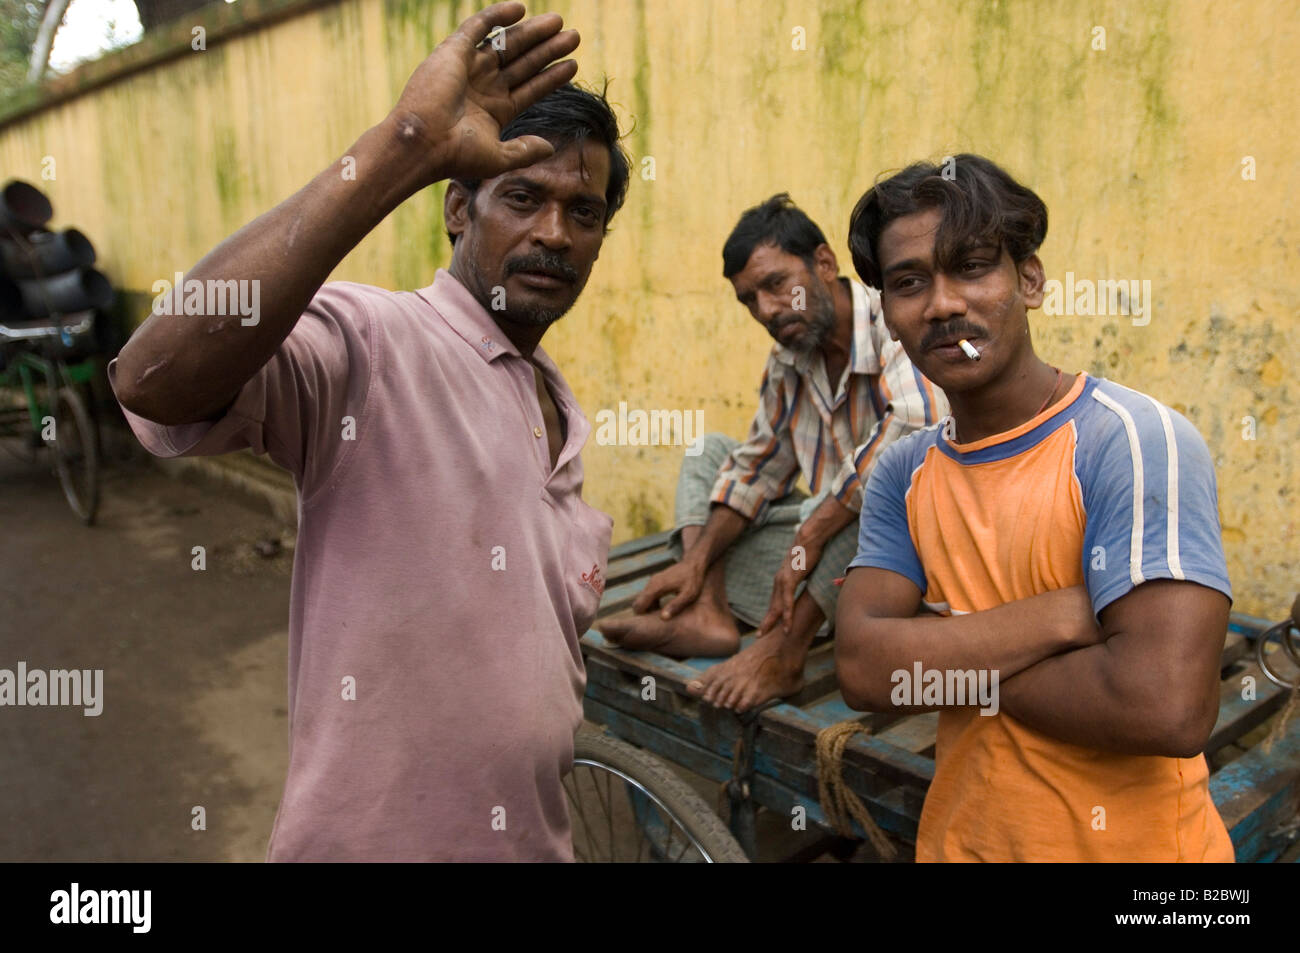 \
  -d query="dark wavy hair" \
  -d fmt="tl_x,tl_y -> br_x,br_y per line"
721,193 -> 828,279
847,155 -> 1048,289
447,80 -> 630,246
